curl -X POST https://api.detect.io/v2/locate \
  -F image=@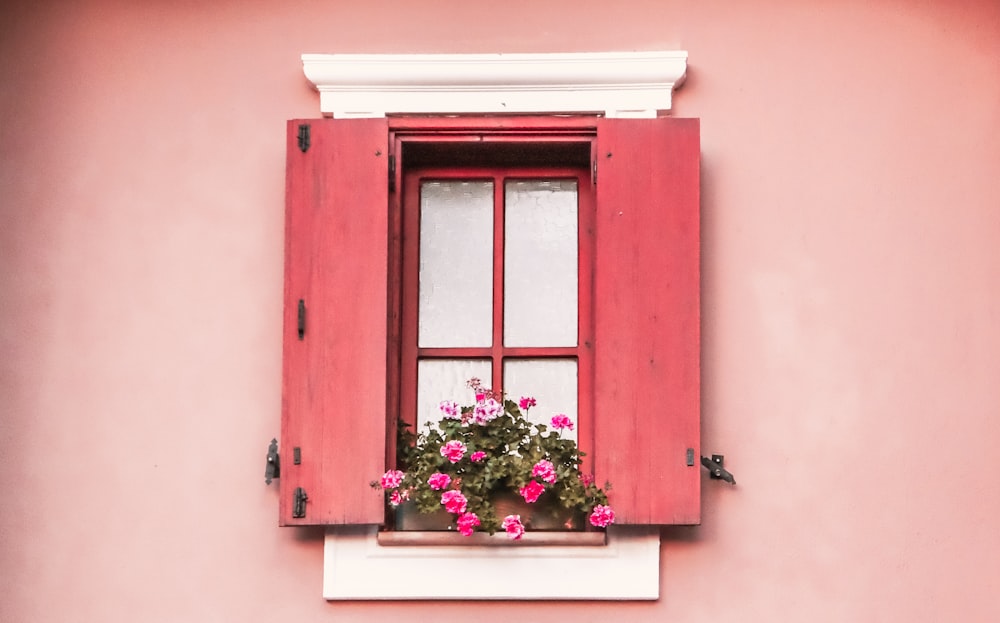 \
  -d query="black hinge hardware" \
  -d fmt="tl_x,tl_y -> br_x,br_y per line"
297,124 -> 310,152
592,158 -> 597,185
686,448 -> 696,467
292,487 -> 308,518
293,447 -> 301,465
297,299 -> 306,340
388,154 -> 396,192
265,438 -> 280,484
701,454 -> 736,485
